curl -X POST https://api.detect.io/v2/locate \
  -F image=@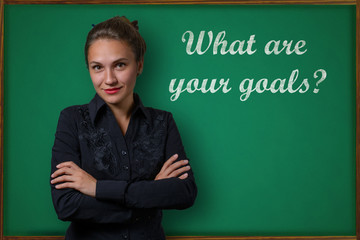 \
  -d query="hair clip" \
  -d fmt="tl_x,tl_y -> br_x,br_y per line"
91,24 -> 95,28
131,20 -> 139,31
